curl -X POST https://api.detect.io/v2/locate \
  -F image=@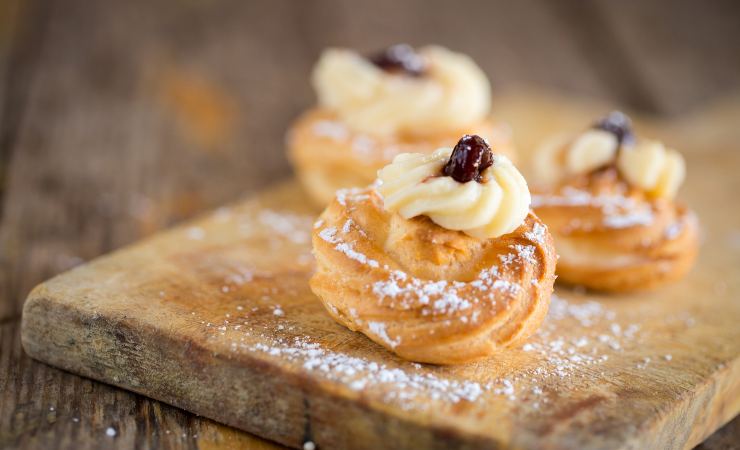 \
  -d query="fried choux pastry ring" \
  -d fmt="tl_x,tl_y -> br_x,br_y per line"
530,112 -> 699,292
310,135 -> 556,364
